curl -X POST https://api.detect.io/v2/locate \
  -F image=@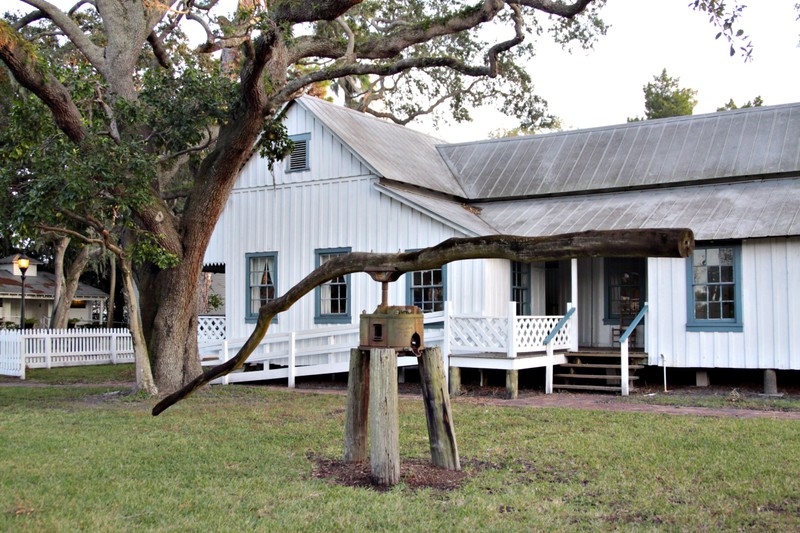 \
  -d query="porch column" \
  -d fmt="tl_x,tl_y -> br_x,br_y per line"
570,258 -> 579,352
